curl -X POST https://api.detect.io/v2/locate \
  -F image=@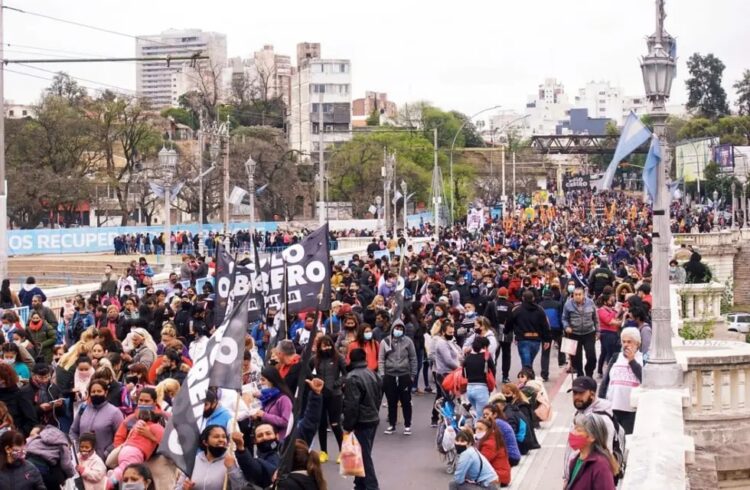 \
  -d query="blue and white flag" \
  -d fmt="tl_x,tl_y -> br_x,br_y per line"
601,112 -> 652,190
643,136 -> 662,203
